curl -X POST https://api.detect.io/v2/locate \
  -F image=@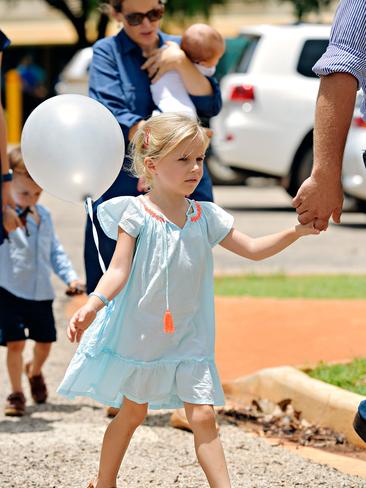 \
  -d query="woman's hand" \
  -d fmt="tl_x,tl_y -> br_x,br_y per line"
141,41 -> 186,83
295,222 -> 321,237
67,304 -> 96,343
